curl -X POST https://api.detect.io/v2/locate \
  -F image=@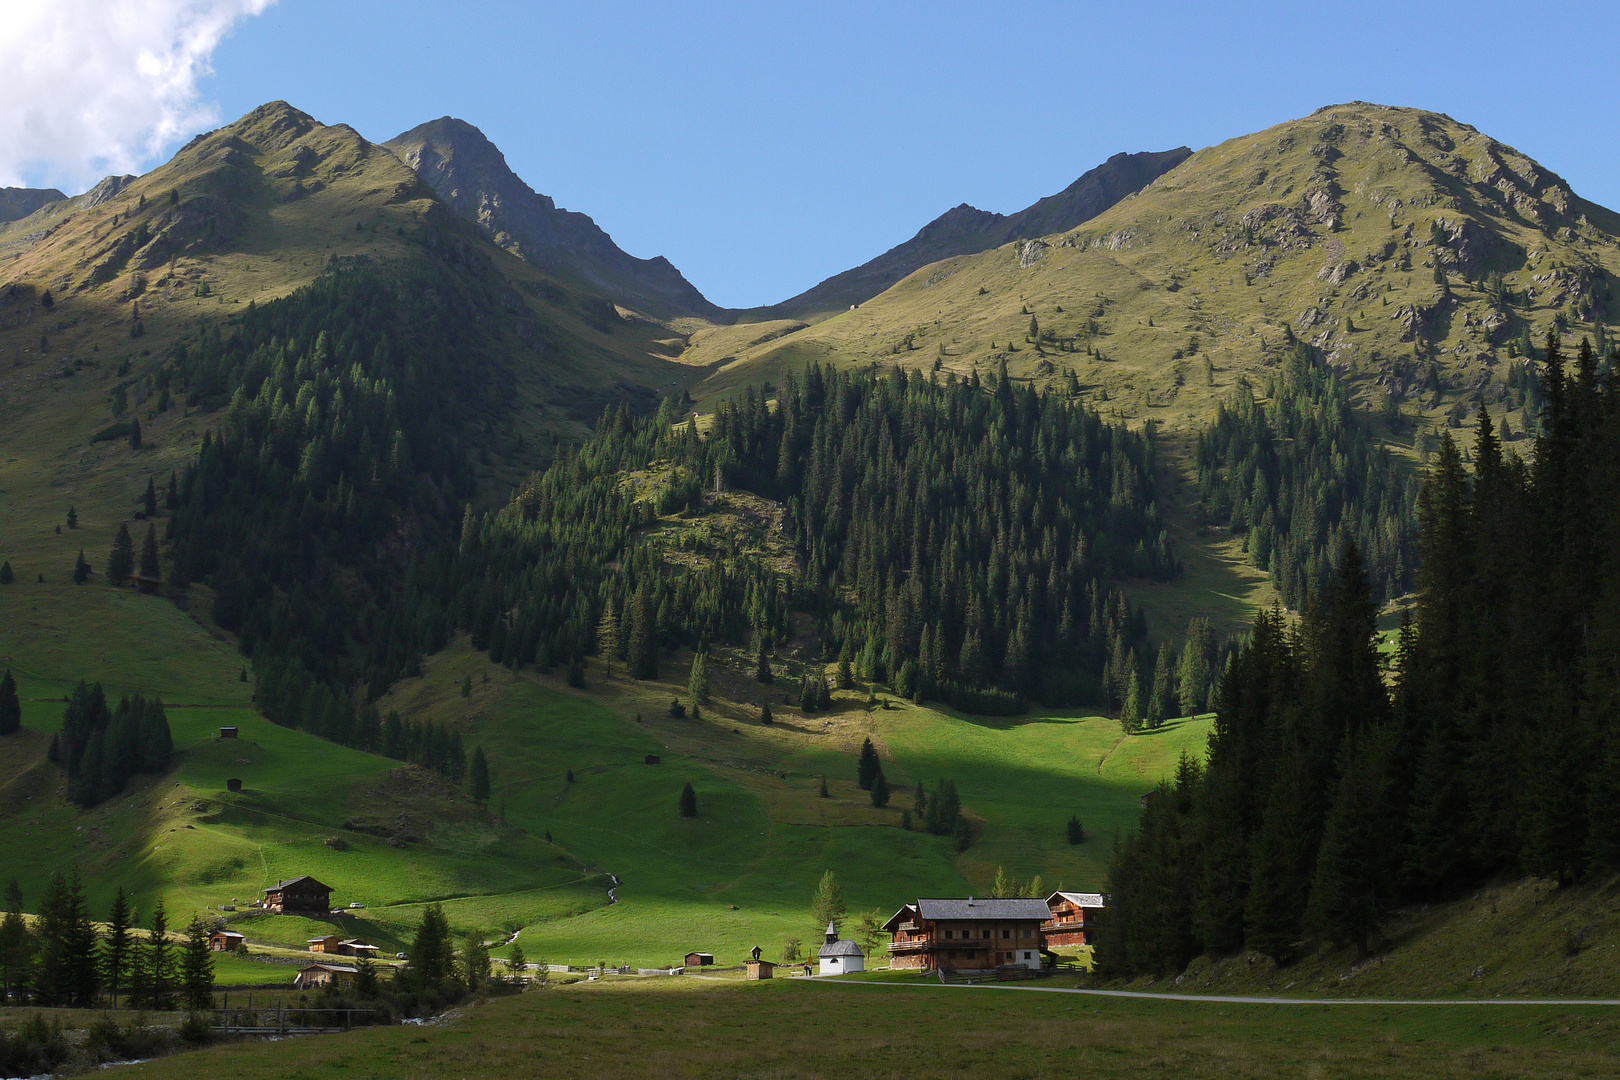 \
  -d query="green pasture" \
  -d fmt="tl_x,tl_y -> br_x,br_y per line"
118,975 -> 1620,1080
372,637 -> 1209,969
